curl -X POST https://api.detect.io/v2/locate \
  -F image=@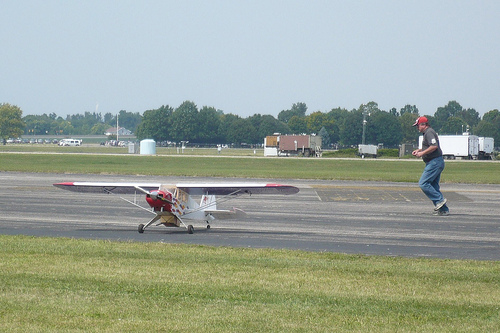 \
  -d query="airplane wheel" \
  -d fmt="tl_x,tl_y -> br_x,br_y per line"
187,225 -> 194,234
138,224 -> 145,233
